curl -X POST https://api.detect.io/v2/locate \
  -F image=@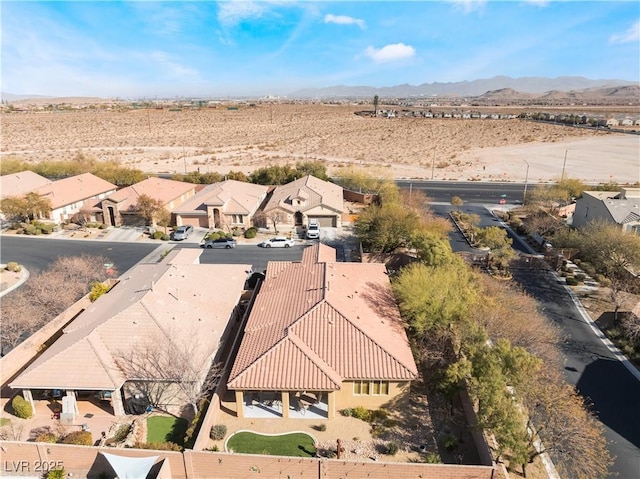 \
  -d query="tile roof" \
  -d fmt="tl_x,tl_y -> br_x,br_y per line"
173,180 -> 268,215
11,250 -> 251,391
263,175 -> 343,215
103,177 -> 195,211
227,243 -> 417,391
33,173 -> 117,209
0,171 -> 52,199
